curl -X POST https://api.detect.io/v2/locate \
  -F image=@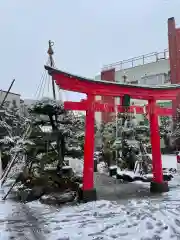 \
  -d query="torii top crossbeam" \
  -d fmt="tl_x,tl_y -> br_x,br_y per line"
45,66 -> 180,100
